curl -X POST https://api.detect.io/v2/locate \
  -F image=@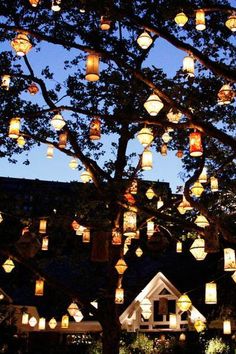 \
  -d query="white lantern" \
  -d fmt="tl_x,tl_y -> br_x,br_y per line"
205,282 -> 217,304
41,236 -> 49,251
141,149 -> 153,171
194,215 -> 209,228
169,314 -> 177,329
69,158 -> 78,170
22,312 -> 29,325
199,167 -> 208,183
196,9 -> 206,31
51,113 -> 65,131
176,241 -> 182,253
46,144 -> 54,159
51,0 -> 61,11
144,94 -> 164,116
147,220 -> 154,237
29,316 -> 37,327
73,310 -> 84,322
61,314 -> 69,328
17,136 -> 26,148
223,320 -> 231,334
167,108 -> 182,123
210,177 -> 218,192
190,238 -> 207,261
49,317 -> 57,329
67,302 -> 79,317
157,197 -> 164,209
137,127 -> 154,147
140,298 -> 152,319
80,170 -> 93,183
38,317 -> 46,330
183,55 -> 194,77
1,75 -> 10,90
161,131 -> 172,143
224,248 -> 236,271
135,247 -> 143,257
137,31 -> 153,49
